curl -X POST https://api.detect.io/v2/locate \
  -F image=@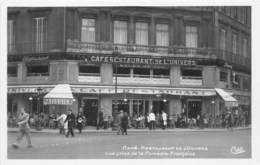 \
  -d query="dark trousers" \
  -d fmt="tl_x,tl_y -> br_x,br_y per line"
121,124 -> 127,135
150,121 -> 155,129
66,127 -> 74,137
77,123 -> 83,133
